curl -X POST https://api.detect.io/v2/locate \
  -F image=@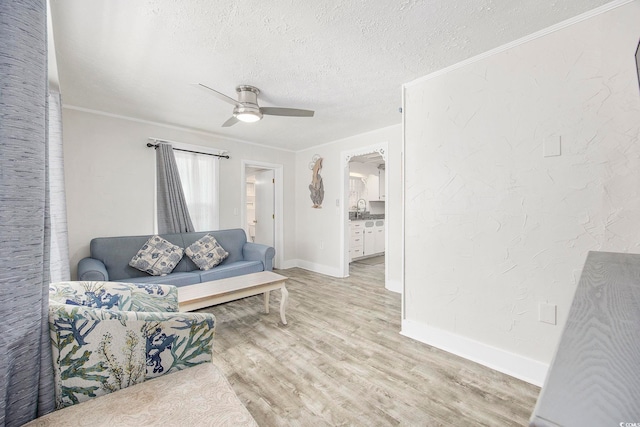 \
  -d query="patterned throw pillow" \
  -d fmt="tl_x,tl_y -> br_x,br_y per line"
185,234 -> 229,270
129,235 -> 184,276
